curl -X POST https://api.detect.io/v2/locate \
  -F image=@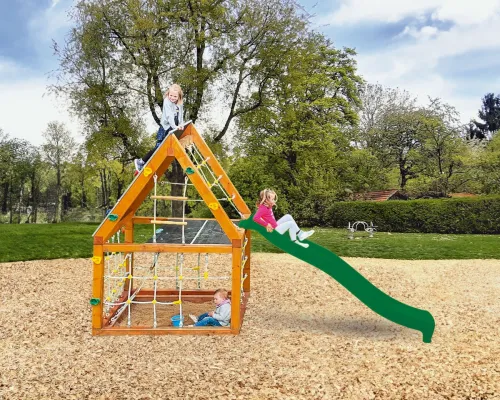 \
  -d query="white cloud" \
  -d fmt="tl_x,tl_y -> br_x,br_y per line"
399,25 -> 439,39
313,1 -> 500,123
364,17 -> 500,76
0,78 -> 82,146
0,1 -> 81,146
356,14 -> 500,121
324,0 -> 500,26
